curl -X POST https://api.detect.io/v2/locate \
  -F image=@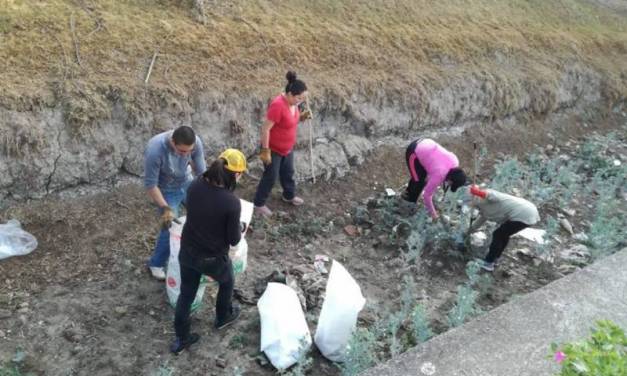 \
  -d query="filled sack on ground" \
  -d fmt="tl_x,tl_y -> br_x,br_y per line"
314,260 -> 366,362
258,282 -> 312,370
